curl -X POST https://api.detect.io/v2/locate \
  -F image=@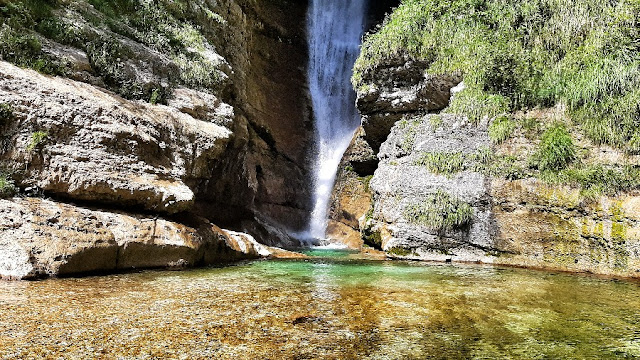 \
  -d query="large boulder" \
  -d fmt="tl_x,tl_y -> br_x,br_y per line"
0,198 -> 289,280
355,58 -> 462,151
364,114 -> 496,262
0,62 -> 232,214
